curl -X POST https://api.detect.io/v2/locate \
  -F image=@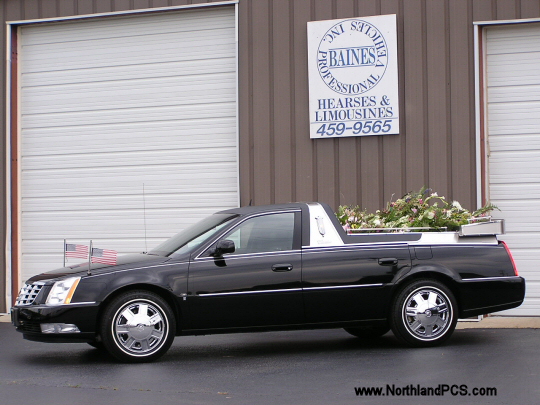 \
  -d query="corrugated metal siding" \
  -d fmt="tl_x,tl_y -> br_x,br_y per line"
240,0 -> 481,211
485,22 -> 540,315
3,0 -> 540,311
